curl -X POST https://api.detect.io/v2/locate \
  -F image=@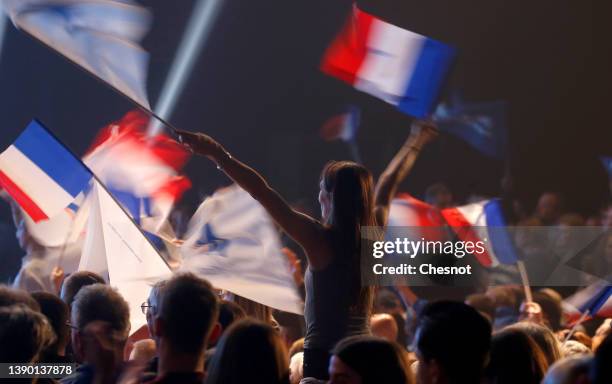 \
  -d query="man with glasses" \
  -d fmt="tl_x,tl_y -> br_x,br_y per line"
61,284 -> 130,384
